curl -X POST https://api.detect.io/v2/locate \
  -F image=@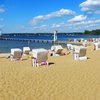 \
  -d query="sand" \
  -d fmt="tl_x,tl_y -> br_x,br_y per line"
0,45 -> 100,100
